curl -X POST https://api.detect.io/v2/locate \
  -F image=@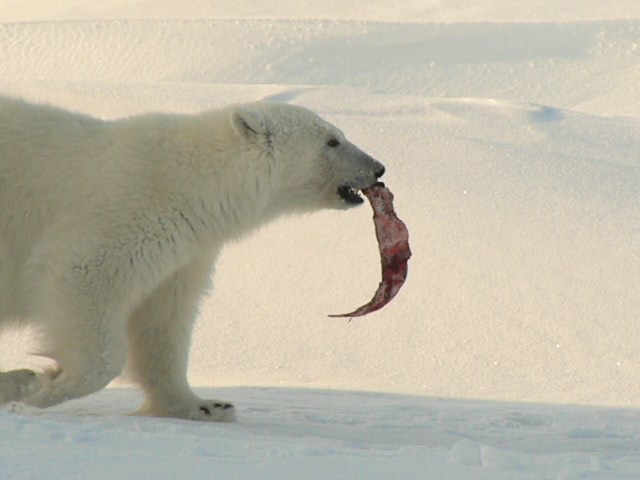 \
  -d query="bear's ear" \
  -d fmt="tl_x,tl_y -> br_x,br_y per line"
230,107 -> 269,141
